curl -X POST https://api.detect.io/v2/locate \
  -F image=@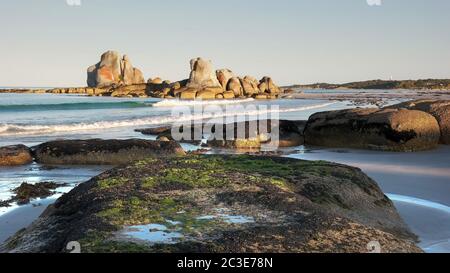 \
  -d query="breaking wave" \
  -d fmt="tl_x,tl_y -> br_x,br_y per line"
153,98 -> 255,107
0,101 -> 152,112
0,102 -> 335,136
